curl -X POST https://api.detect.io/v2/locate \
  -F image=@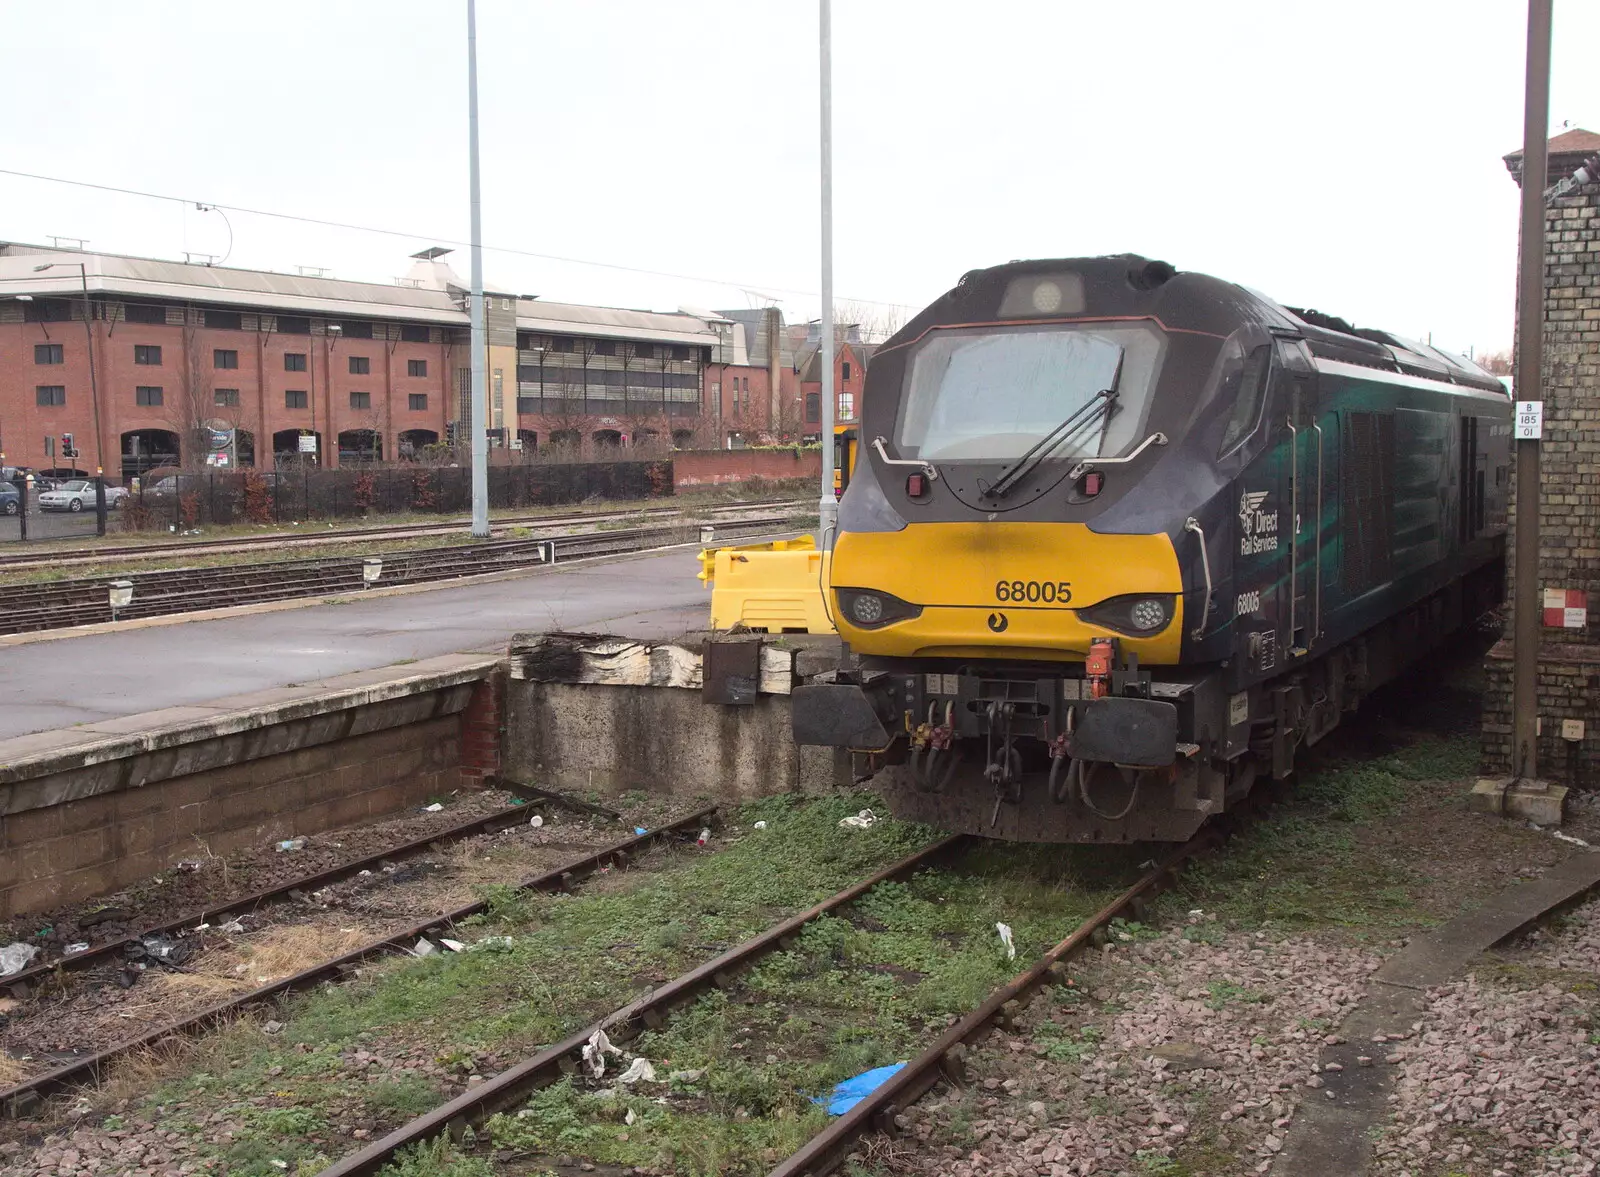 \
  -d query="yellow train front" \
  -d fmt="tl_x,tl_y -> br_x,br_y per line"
793,255 -> 1510,842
